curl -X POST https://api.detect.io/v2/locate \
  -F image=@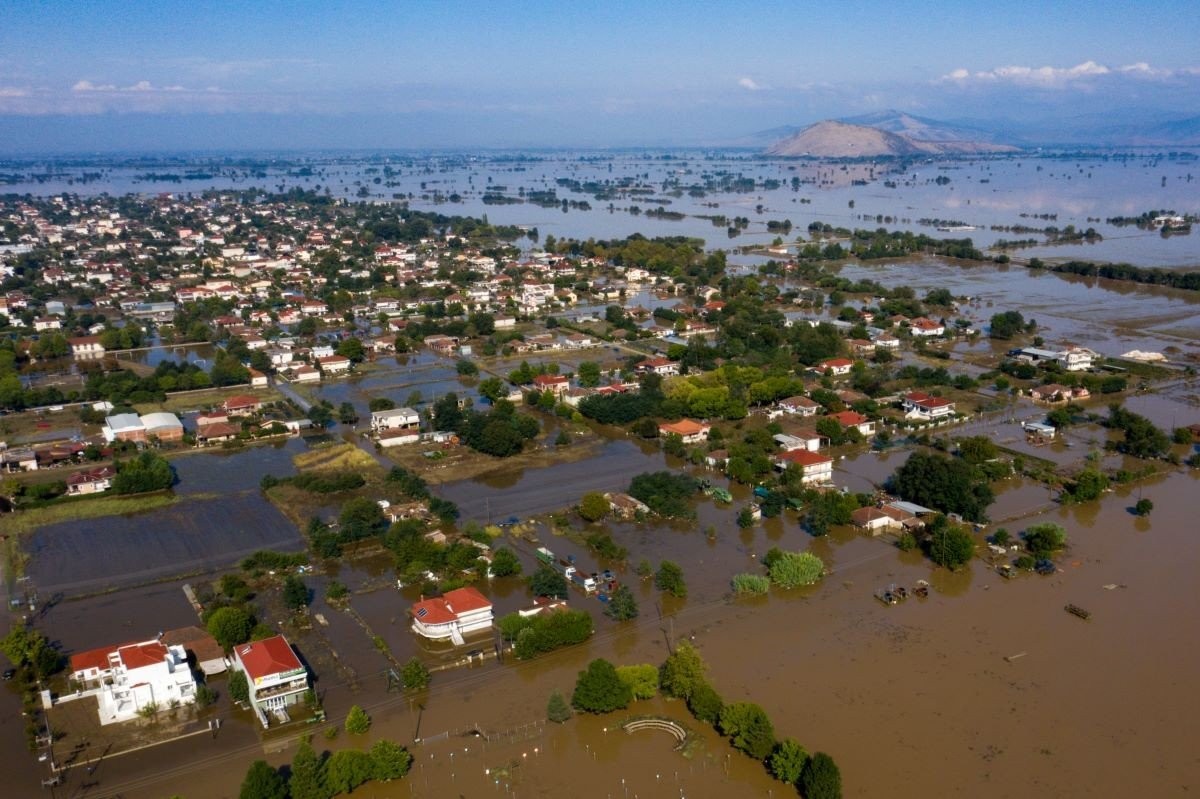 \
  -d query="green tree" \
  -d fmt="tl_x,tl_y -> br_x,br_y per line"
547,691 -> 573,723
1067,467 -> 1108,502
282,575 -> 309,611
655,560 -> 687,598
207,606 -> 254,650
736,506 -> 755,529
767,551 -> 825,588
345,704 -> 372,735
1024,522 -> 1067,558
369,739 -> 413,782
1134,498 -> 1154,516
339,496 -> 387,540
455,358 -> 478,376
989,310 -> 1026,340
239,760 -> 288,799
113,451 -> 174,494
228,669 -> 250,704
571,658 -> 633,713
336,337 -> 365,362
489,547 -> 522,577
769,738 -> 809,784
889,450 -> 994,523
577,361 -> 601,387
337,401 -> 358,424
401,657 -> 430,691
926,520 -> 976,569
325,749 -> 374,795
719,702 -> 776,760
0,626 -> 61,679
604,584 -> 639,621
369,397 -> 396,412
288,740 -> 329,799
578,491 -> 610,522
687,681 -> 724,723
477,377 -> 504,403
660,641 -> 707,700
529,565 -> 568,598
616,664 -> 659,700
800,752 -> 843,799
